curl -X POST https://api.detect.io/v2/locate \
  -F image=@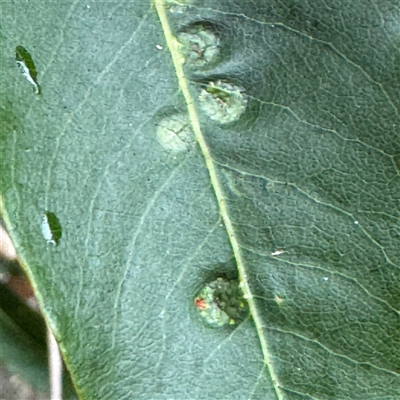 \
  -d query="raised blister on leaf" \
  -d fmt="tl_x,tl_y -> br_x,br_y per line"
198,80 -> 247,124
194,277 -> 248,328
179,25 -> 220,67
156,113 -> 194,153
